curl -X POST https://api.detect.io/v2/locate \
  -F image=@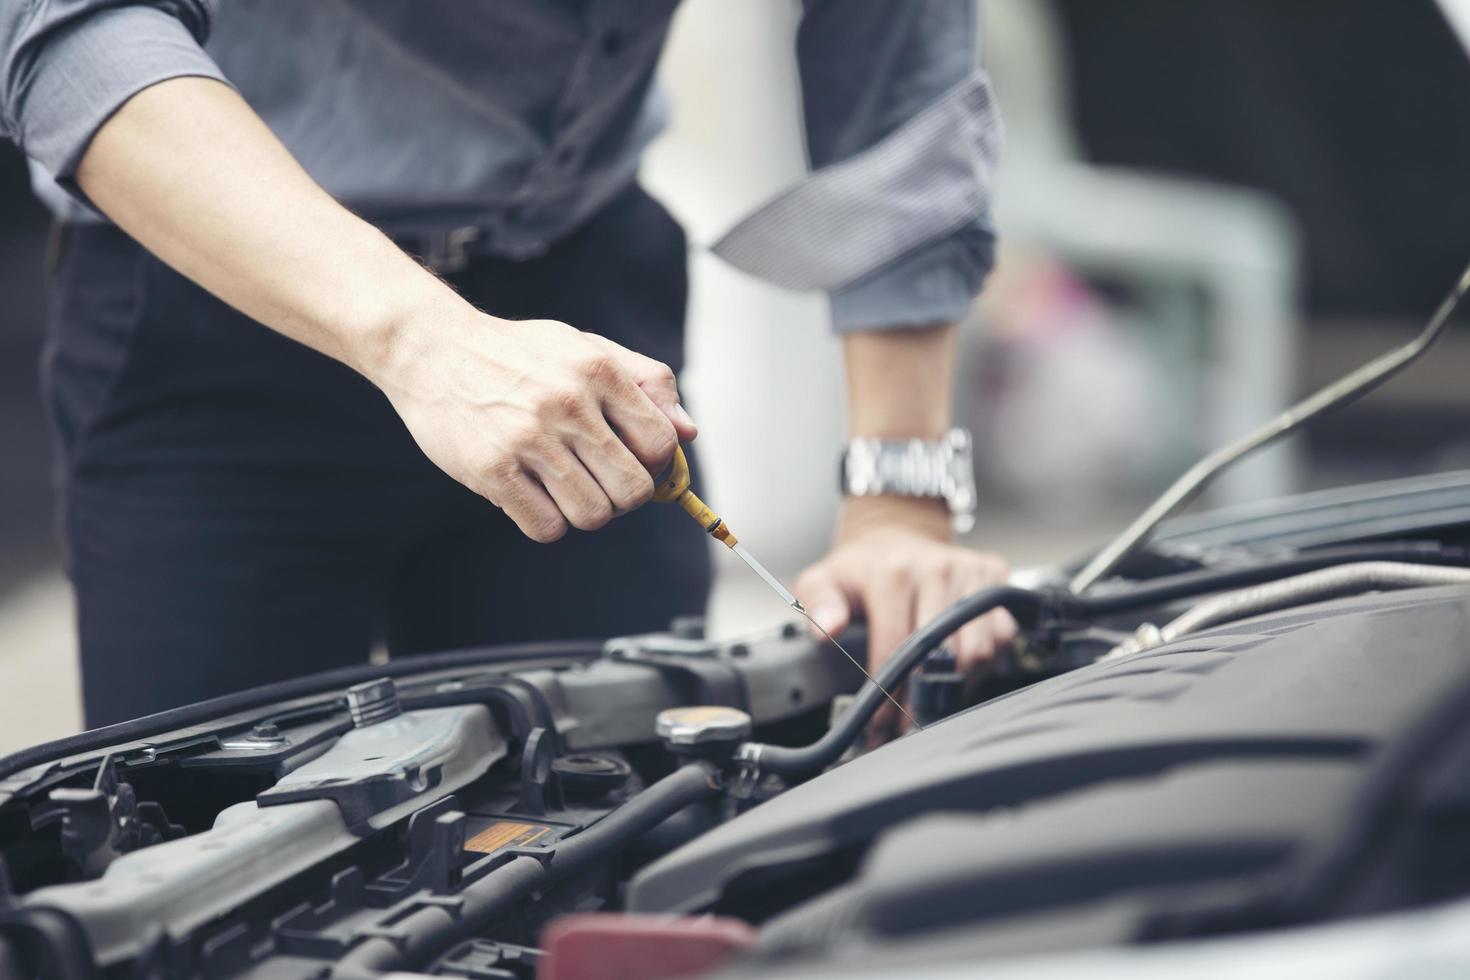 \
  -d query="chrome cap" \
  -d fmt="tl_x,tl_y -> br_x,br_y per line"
655,706 -> 752,747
